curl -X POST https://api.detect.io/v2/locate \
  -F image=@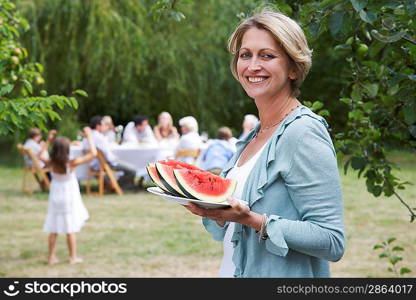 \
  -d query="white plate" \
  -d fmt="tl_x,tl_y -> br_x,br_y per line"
146,187 -> 230,209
